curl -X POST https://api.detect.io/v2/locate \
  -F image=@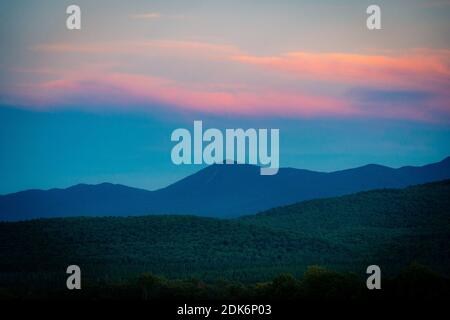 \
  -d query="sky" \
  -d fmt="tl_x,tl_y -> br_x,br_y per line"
0,0 -> 449,194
